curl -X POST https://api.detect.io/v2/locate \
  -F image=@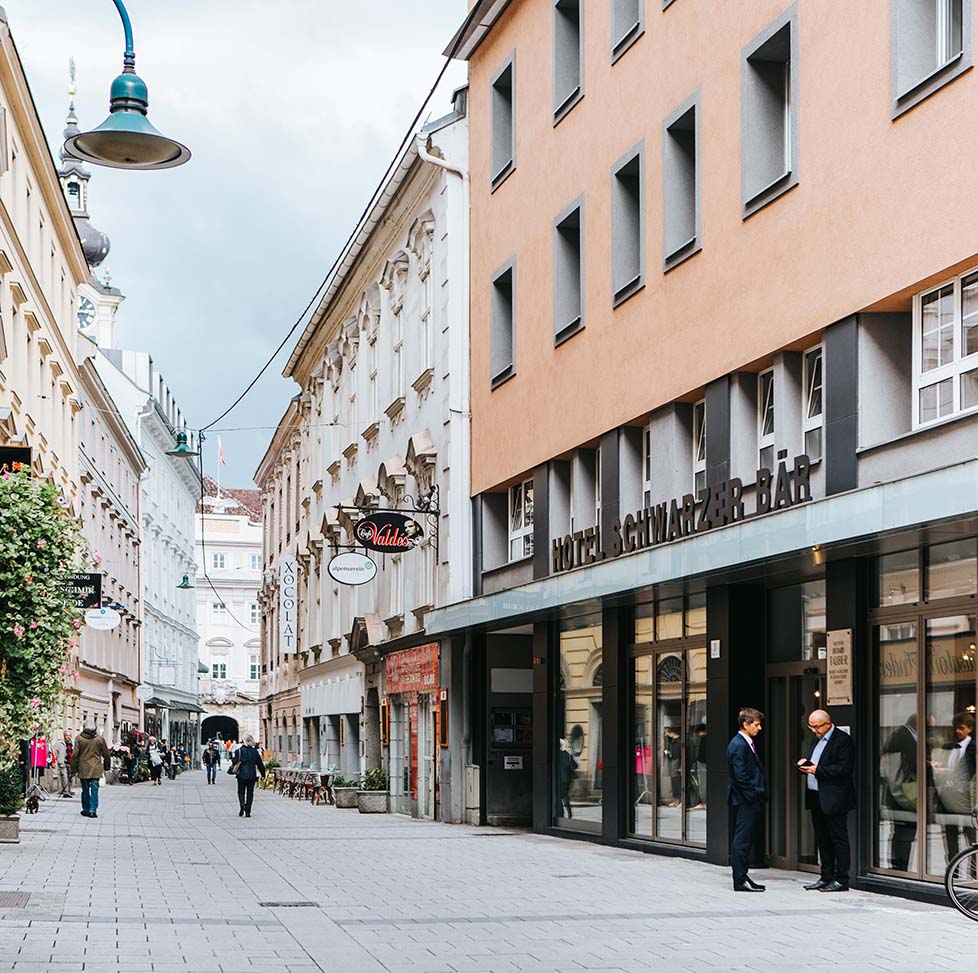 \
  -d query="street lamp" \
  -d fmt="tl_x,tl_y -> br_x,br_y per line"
63,0 -> 191,170
165,430 -> 199,458
176,574 -> 194,590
